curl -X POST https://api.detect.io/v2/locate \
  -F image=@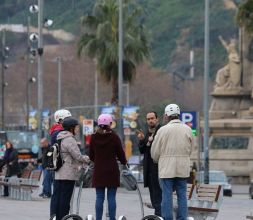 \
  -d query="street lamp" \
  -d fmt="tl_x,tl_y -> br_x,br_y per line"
29,0 -> 52,138
118,0 -> 124,141
1,29 -> 10,130
203,0 -> 210,184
